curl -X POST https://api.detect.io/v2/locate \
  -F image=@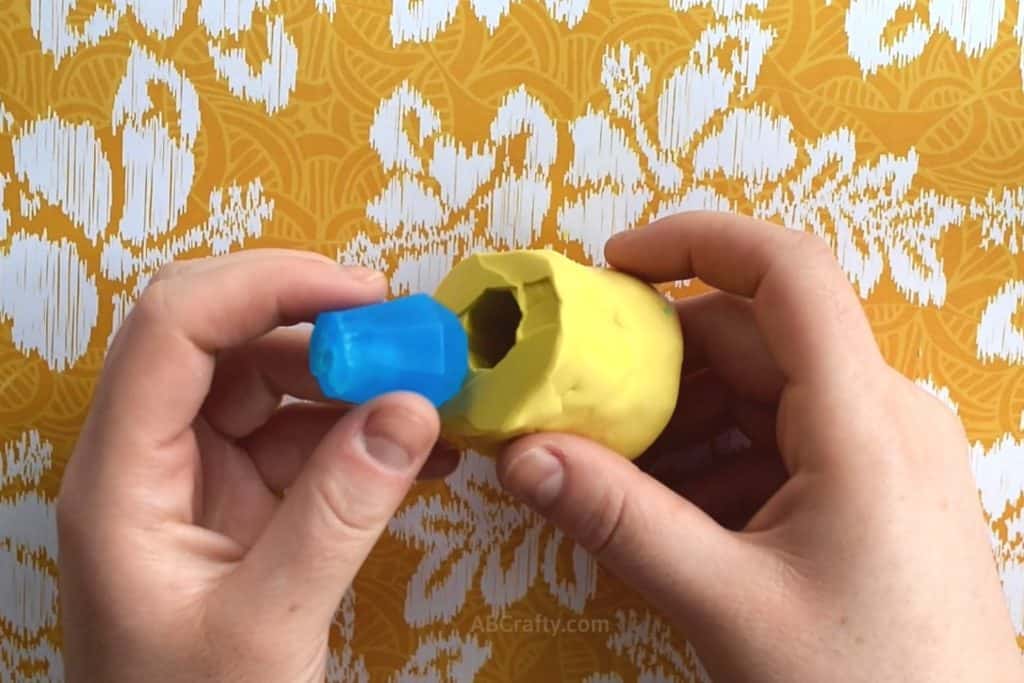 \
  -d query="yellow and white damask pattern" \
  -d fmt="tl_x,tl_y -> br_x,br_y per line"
1,1 -> 1023,680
